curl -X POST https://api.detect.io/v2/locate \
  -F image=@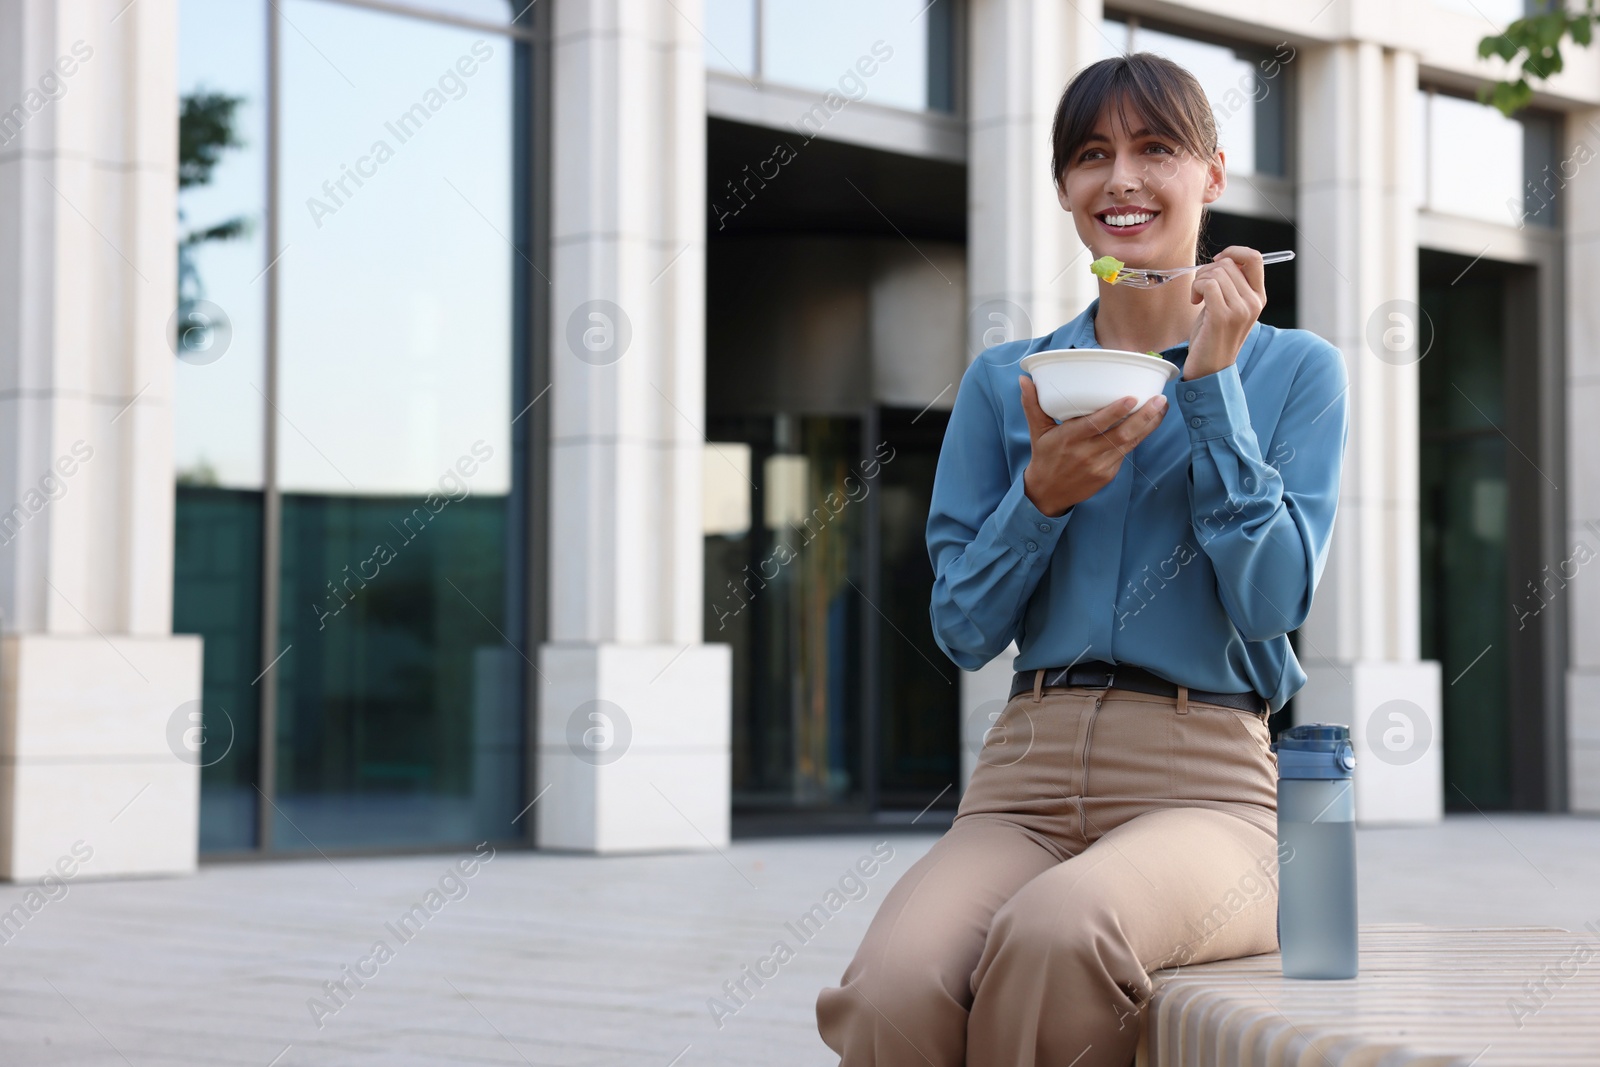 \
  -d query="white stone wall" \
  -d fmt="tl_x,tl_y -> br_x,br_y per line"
0,0 -> 200,880
1292,41 -> 1444,824
539,0 -> 731,852
1566,104 -> 1600,814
